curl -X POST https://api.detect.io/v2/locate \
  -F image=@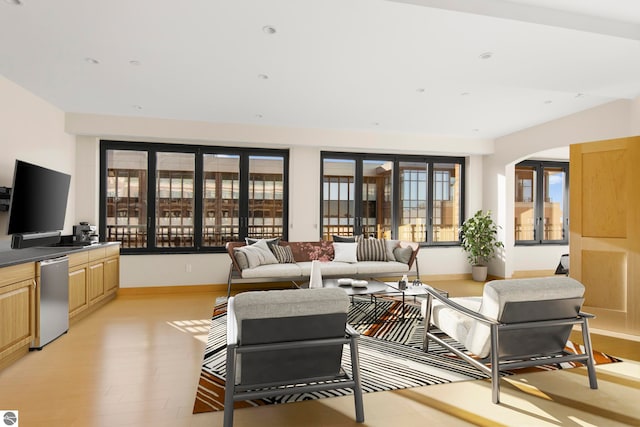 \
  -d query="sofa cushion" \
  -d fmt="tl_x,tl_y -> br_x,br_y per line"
284,241 -> 334,262
297,261 -> 358,277
356,235 -> 387,261
426,296 -> 483,354
355,261 -> 409,275
240,262 -> 303,279
333,242 -> 358,263
385,239 -> 399,261
393,246 -> 413,264
234,249 -> 250,270
236,239 -> 279,268
246,237 -> 280,246
271,244 -> 295,263
332,235 -> 356,242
